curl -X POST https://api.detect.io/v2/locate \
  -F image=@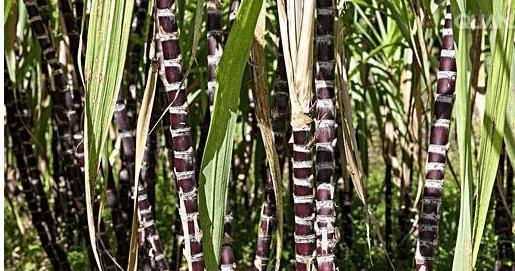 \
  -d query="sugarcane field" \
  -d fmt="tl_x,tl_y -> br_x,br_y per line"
3,0 -> 515,270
